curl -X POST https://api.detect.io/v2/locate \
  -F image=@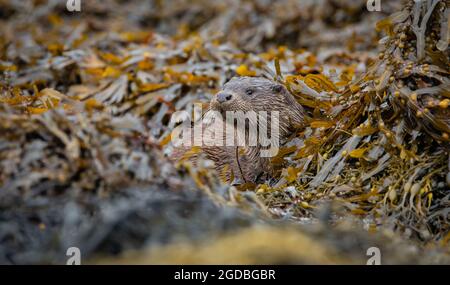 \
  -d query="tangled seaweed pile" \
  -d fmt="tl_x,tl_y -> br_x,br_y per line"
258,0 -> 450,242
0,0 -> 449,263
